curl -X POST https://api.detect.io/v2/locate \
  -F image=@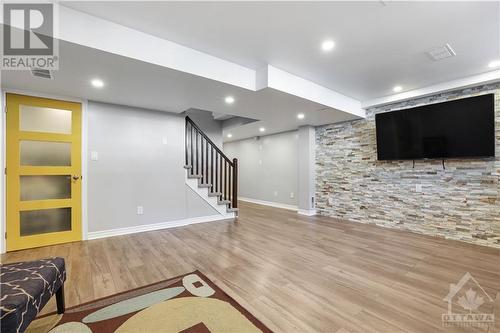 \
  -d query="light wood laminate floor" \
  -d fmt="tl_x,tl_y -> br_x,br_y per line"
2,201 -> 500,333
